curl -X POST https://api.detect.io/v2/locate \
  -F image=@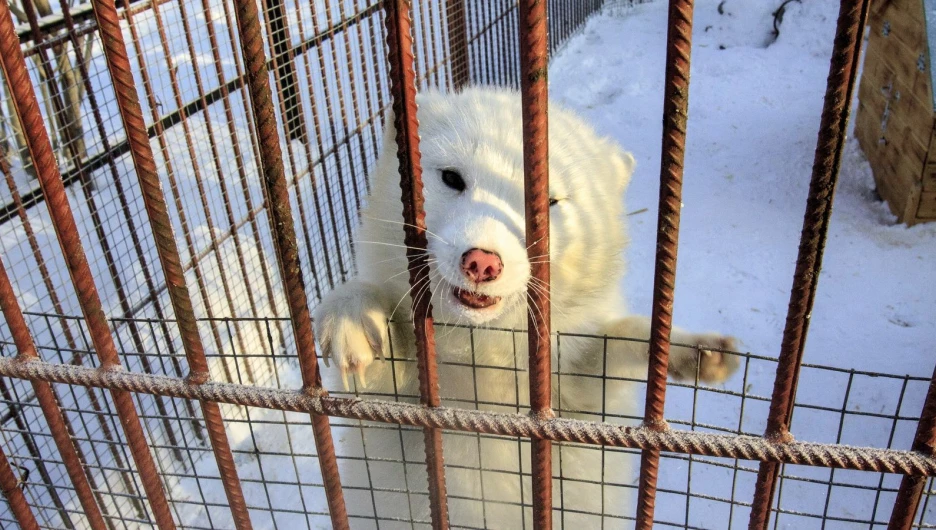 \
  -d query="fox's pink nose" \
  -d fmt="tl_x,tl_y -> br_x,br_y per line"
461,248 -> 503,283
